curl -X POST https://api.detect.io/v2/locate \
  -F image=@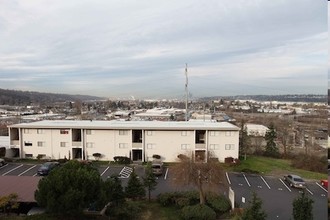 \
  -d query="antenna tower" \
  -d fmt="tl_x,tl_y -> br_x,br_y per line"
185,63 -> 188,121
